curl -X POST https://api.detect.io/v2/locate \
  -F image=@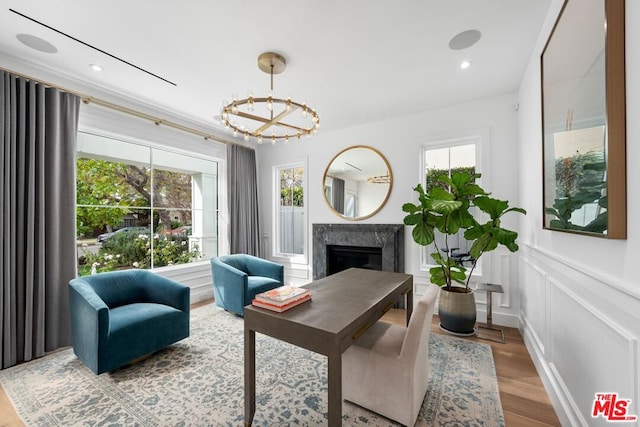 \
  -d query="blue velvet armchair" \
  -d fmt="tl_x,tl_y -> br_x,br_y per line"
210,254 -> 284,316
69,270 -> 190,375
